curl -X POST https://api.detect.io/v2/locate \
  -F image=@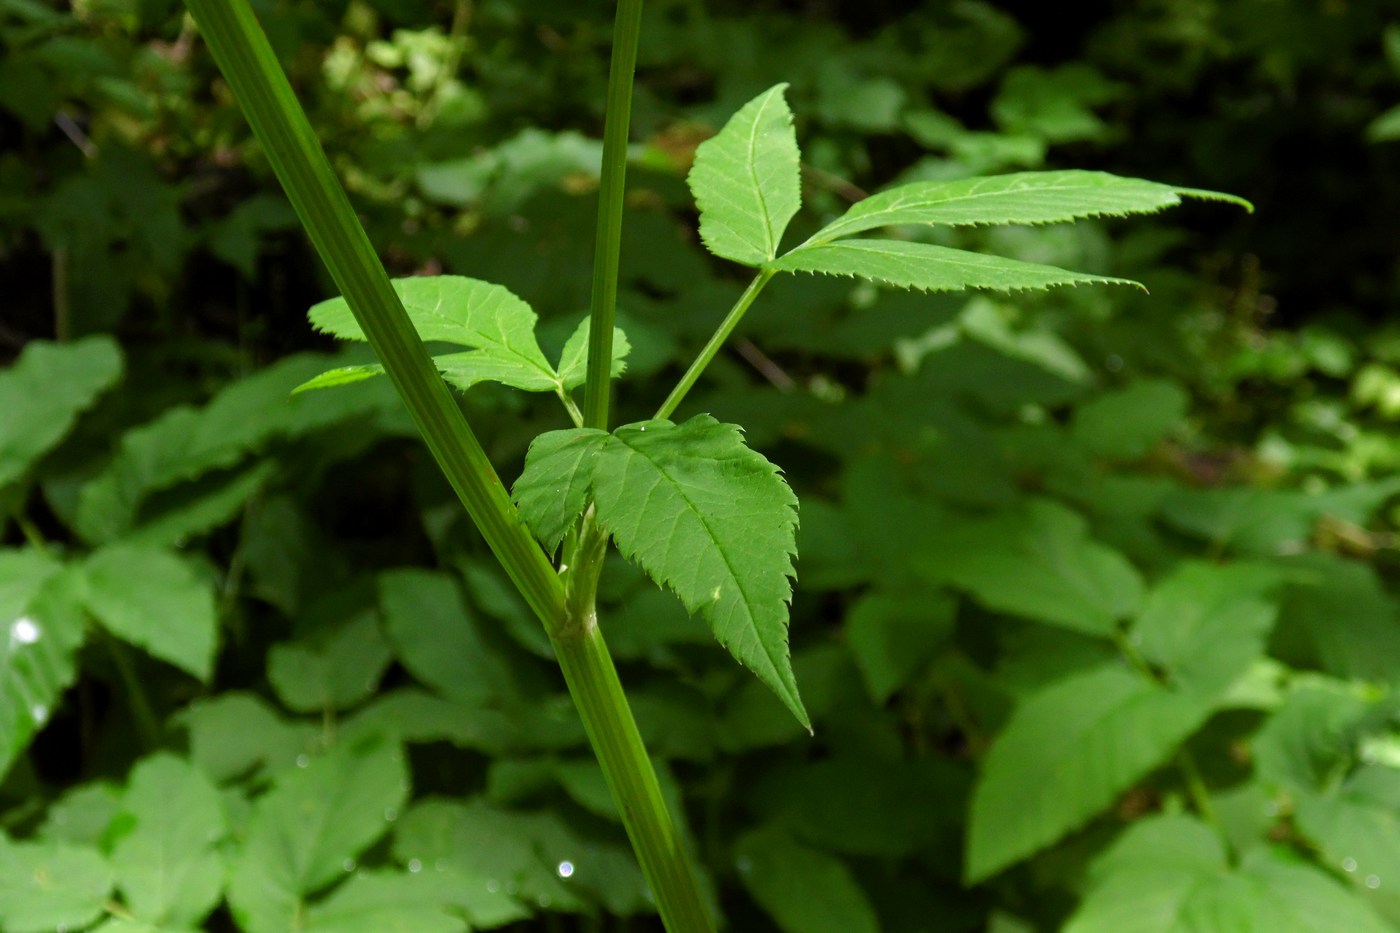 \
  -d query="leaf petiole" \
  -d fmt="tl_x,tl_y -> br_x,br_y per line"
655,269 -> 776,420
